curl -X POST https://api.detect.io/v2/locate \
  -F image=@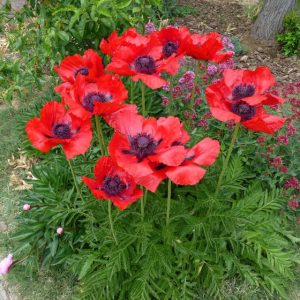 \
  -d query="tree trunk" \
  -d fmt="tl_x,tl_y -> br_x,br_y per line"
252,0 -> 296,40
